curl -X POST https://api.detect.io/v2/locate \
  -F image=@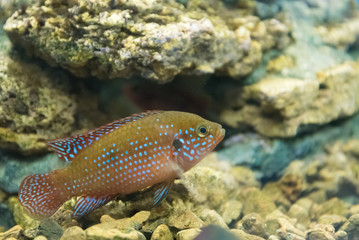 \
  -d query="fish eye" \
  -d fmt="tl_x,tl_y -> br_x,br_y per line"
196,125 -> 209,138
